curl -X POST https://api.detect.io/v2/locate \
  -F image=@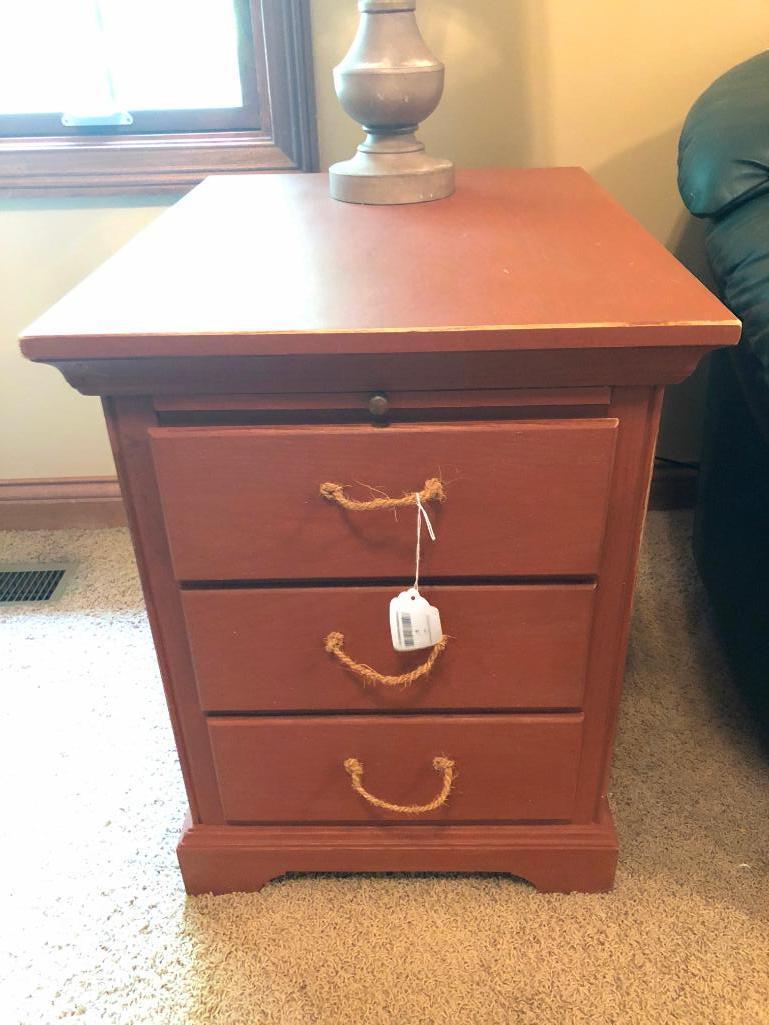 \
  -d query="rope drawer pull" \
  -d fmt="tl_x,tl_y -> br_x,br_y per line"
319,477 -> 445,511
324,631 -> 448,687
344,756 -> 456,814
